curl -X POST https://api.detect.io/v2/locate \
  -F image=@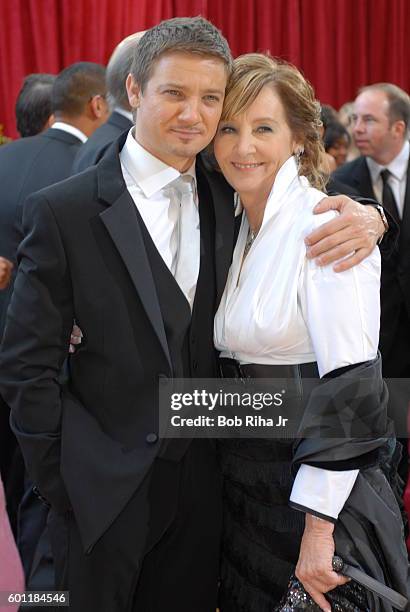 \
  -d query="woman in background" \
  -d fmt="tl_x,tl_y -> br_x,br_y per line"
324,121 -> 350,167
